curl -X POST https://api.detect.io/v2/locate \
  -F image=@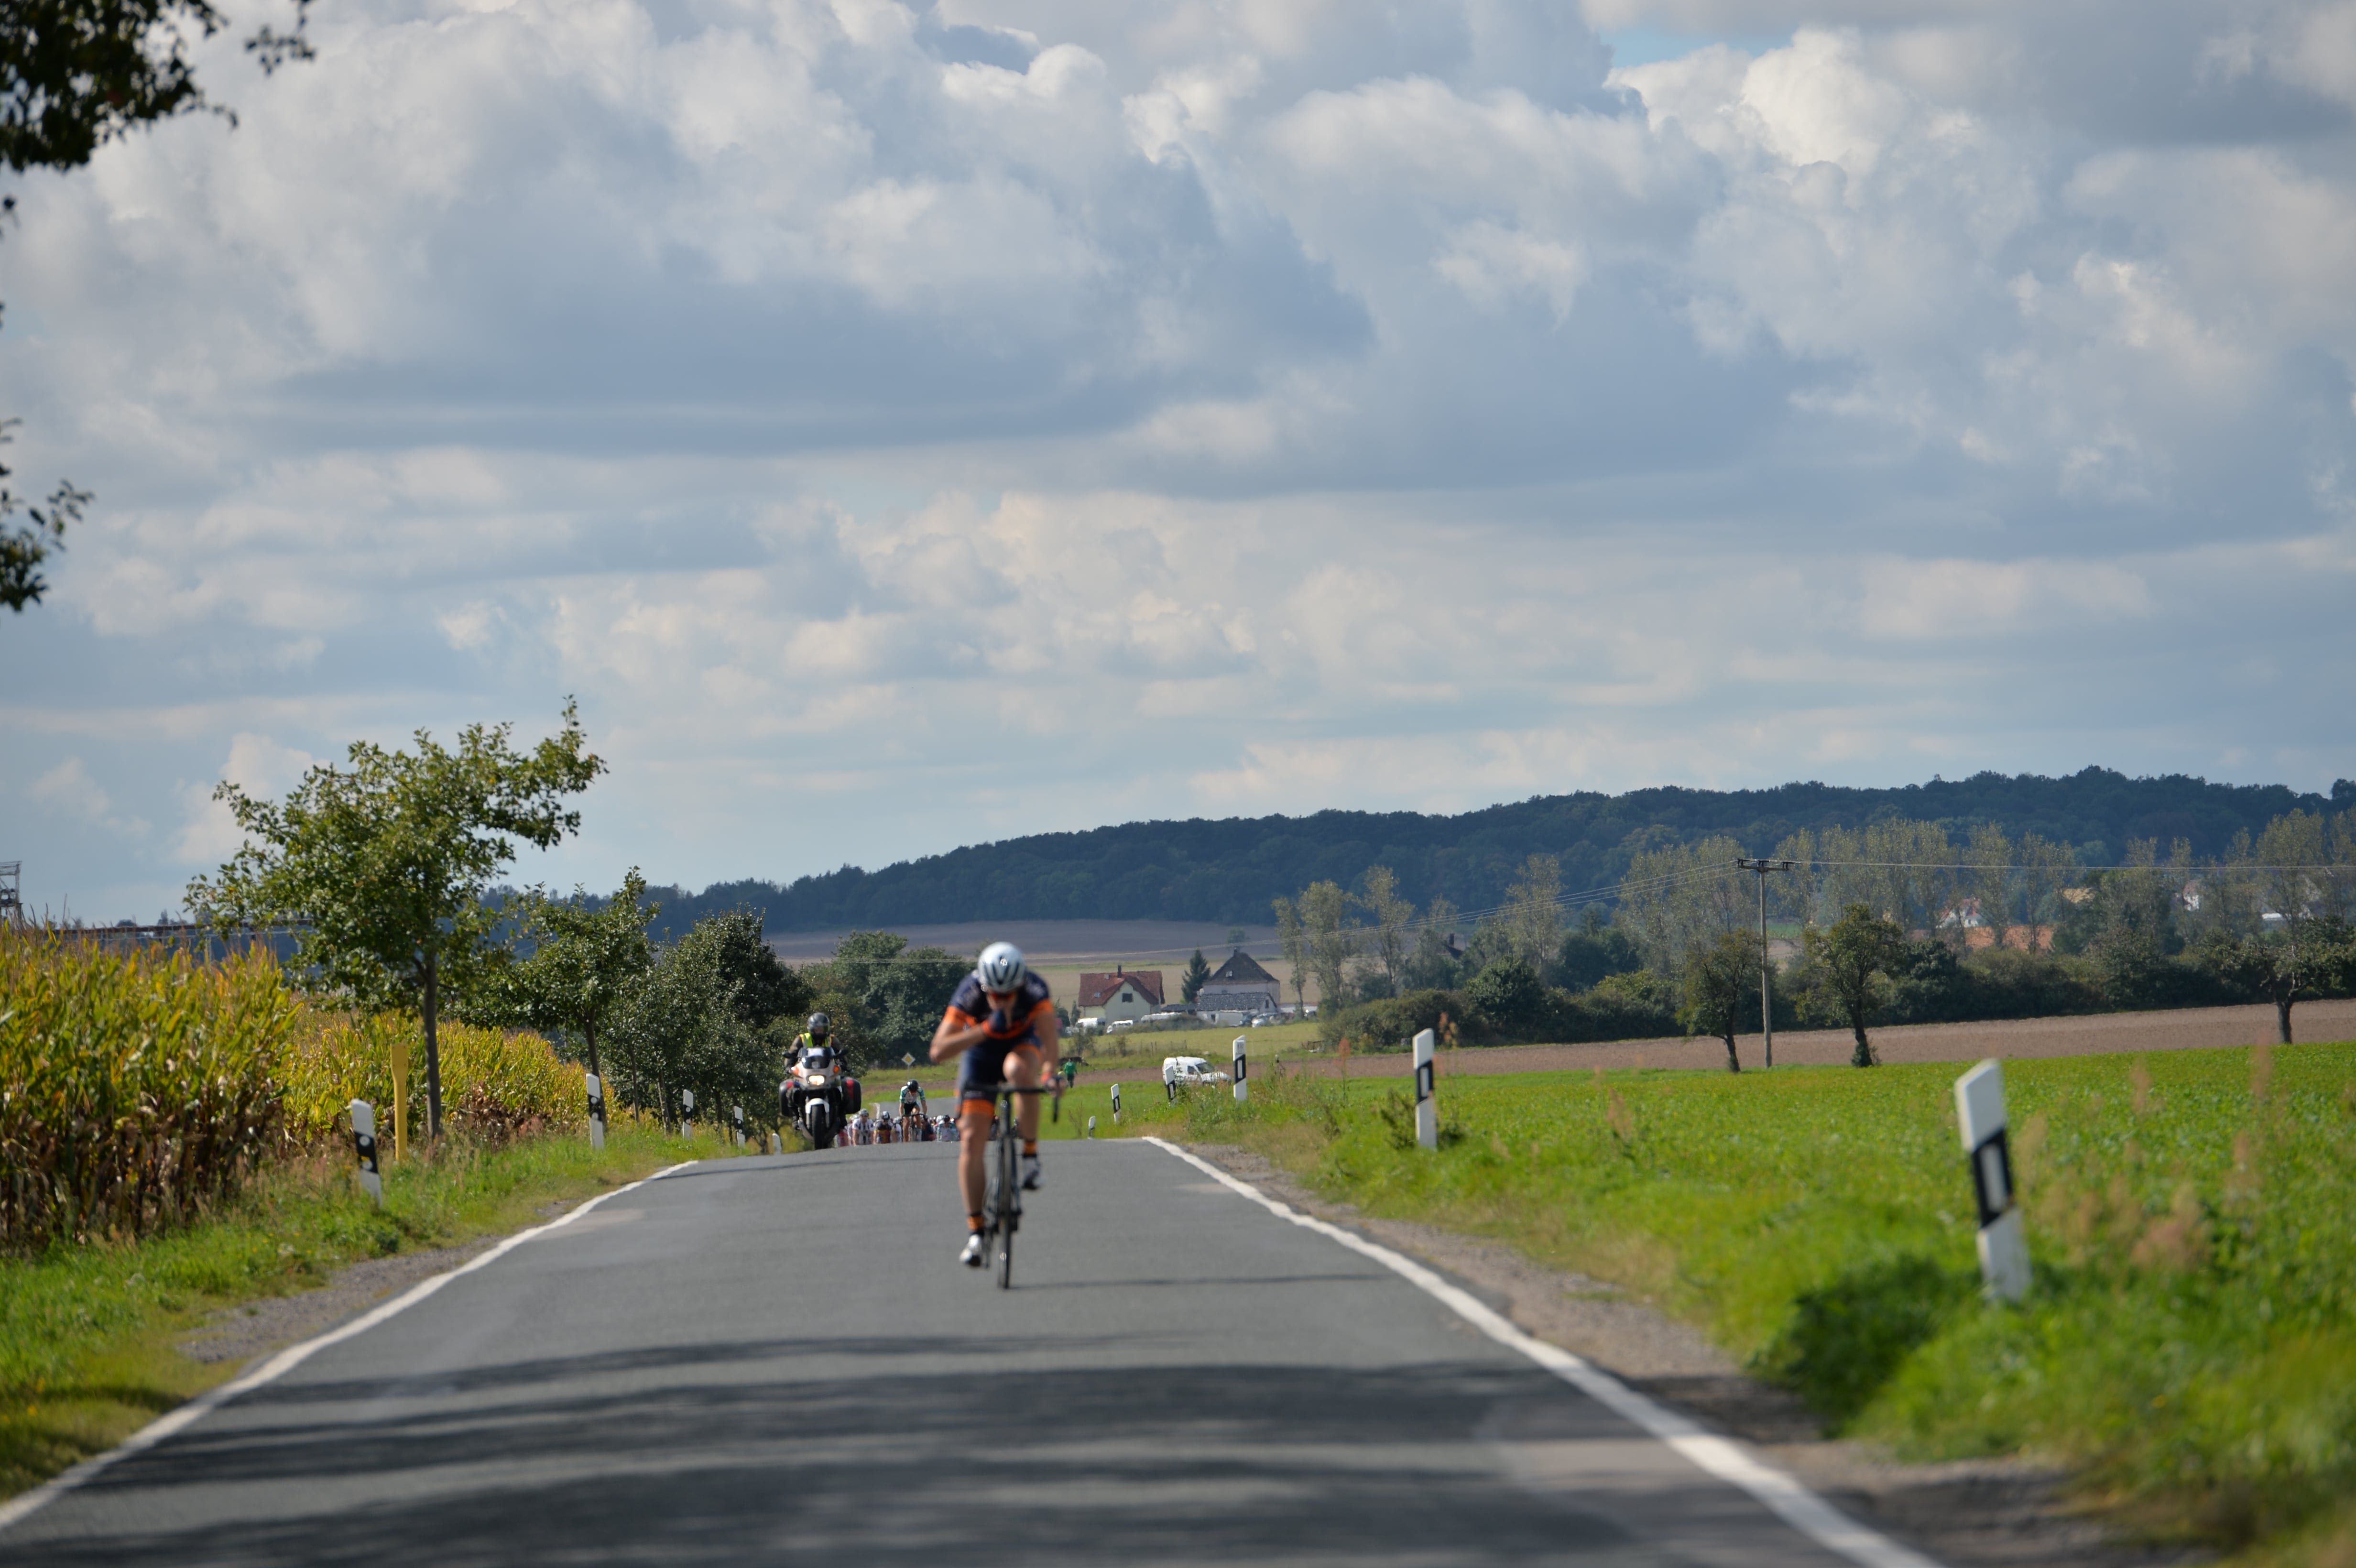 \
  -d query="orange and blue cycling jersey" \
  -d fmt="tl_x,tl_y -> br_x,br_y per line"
945,970 -> 1054,1104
